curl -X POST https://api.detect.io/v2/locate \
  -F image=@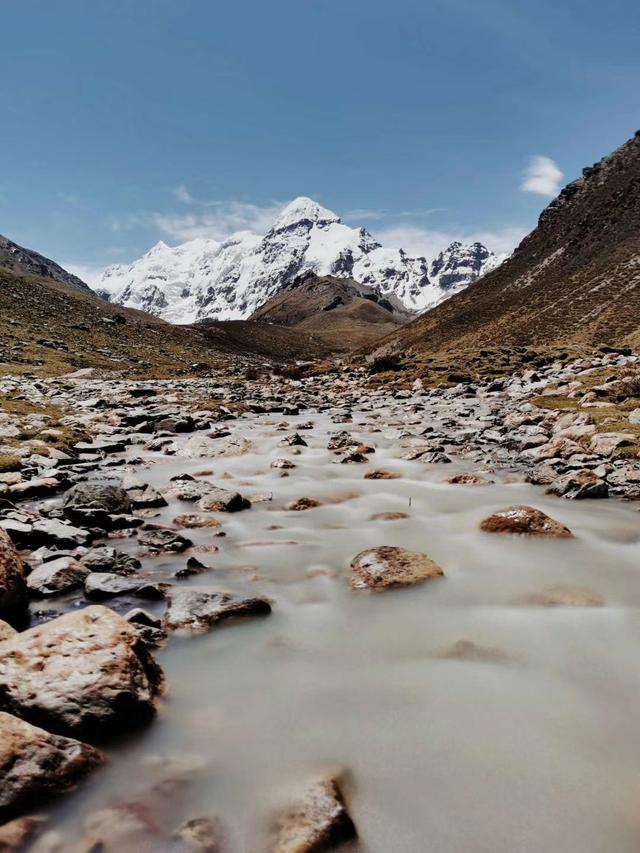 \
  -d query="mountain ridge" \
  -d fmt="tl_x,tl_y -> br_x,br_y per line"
97,197 -> 502,323
0,233 -> 90,292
